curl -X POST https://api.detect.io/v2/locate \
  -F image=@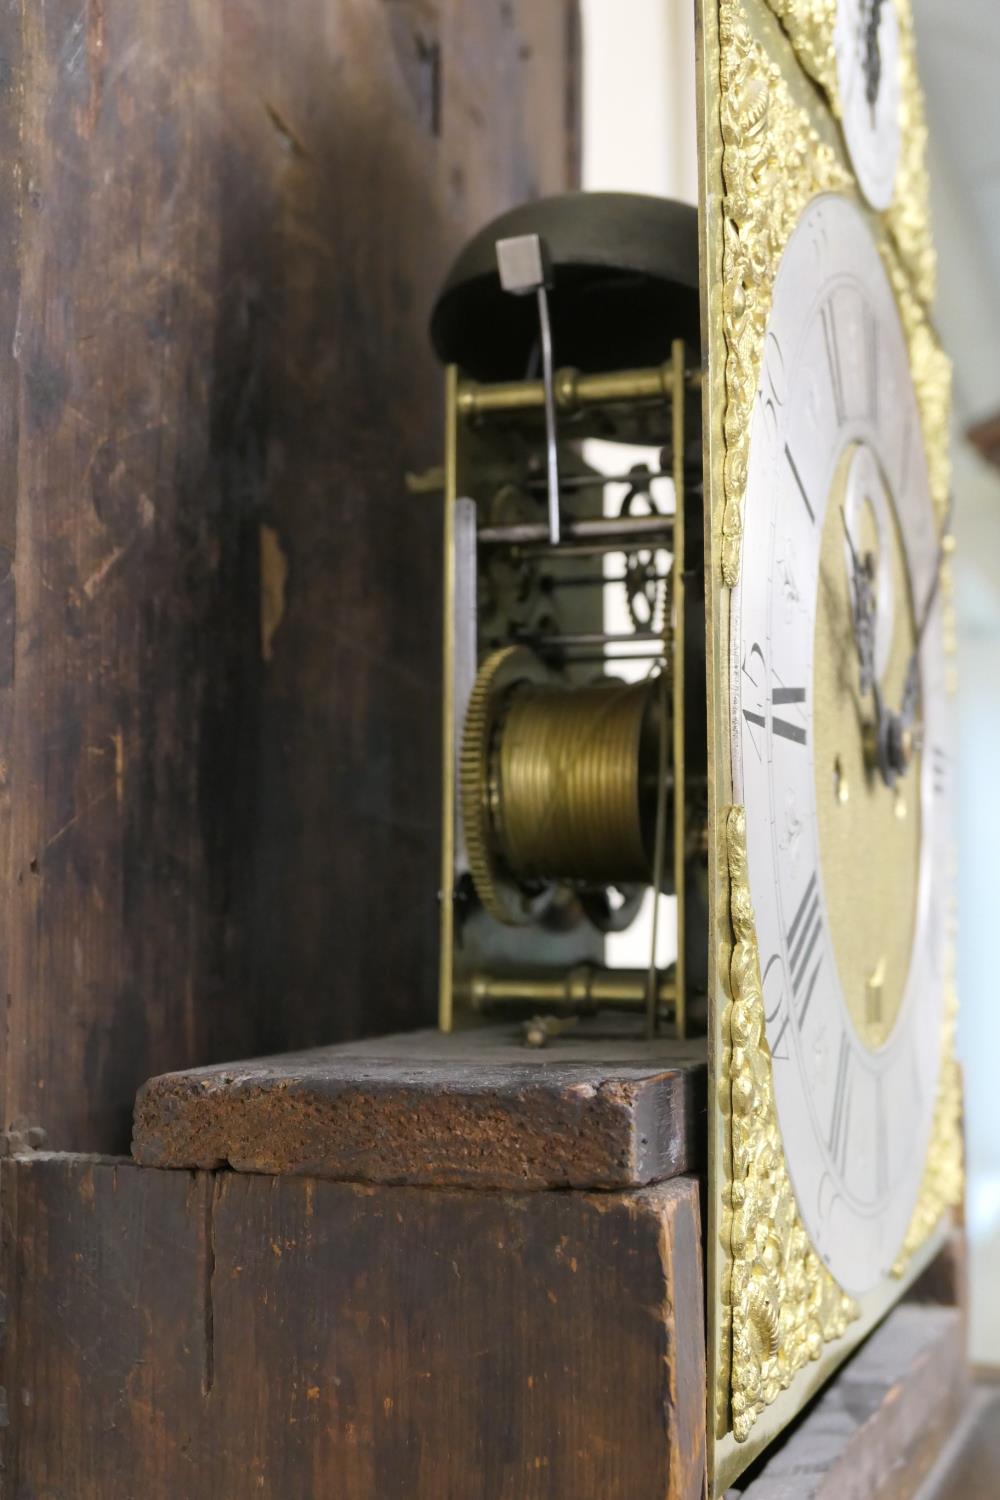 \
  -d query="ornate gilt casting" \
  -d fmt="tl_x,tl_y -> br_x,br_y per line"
719,0 -> 950,575
718,0 -> 851,586
713,0 -> 962,1472
725,806 -> 858,1442
762,0 -> 936,305
892,6 -> 936,307
763,0 -> 837,98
